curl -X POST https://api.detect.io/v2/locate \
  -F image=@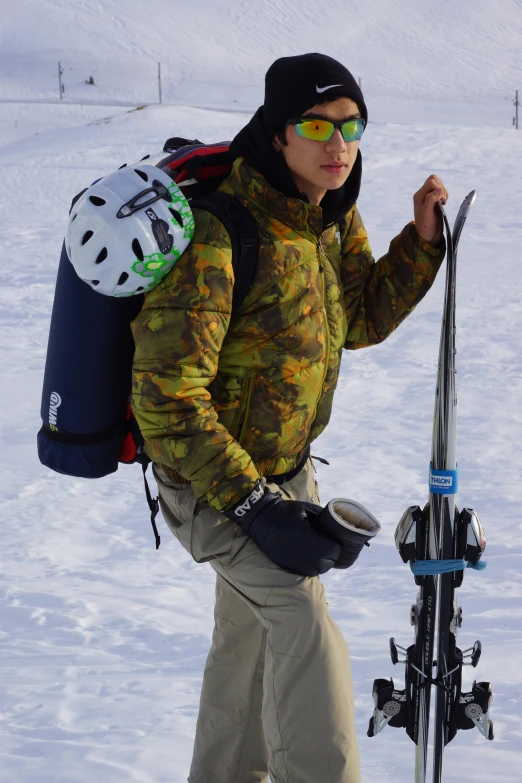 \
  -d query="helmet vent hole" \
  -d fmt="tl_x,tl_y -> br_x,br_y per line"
89,195 -> 106,206
81,230 -> 94,245
95,248 -> 108,265
71,213 -> 77,222
136,286 -> 144,292
118,163 -> 127,170
169,207 -> 183,227
132,239 -> 144,261
91,280 -> 100,286
117,272 -> 129,286
140,154 -> 151,161
135,169 -> 148,182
